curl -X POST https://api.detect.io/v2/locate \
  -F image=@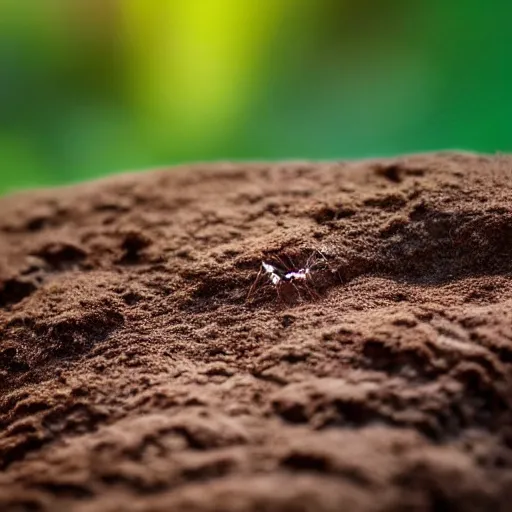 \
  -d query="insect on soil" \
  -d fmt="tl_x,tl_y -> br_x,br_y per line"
246,250 -> 331,303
